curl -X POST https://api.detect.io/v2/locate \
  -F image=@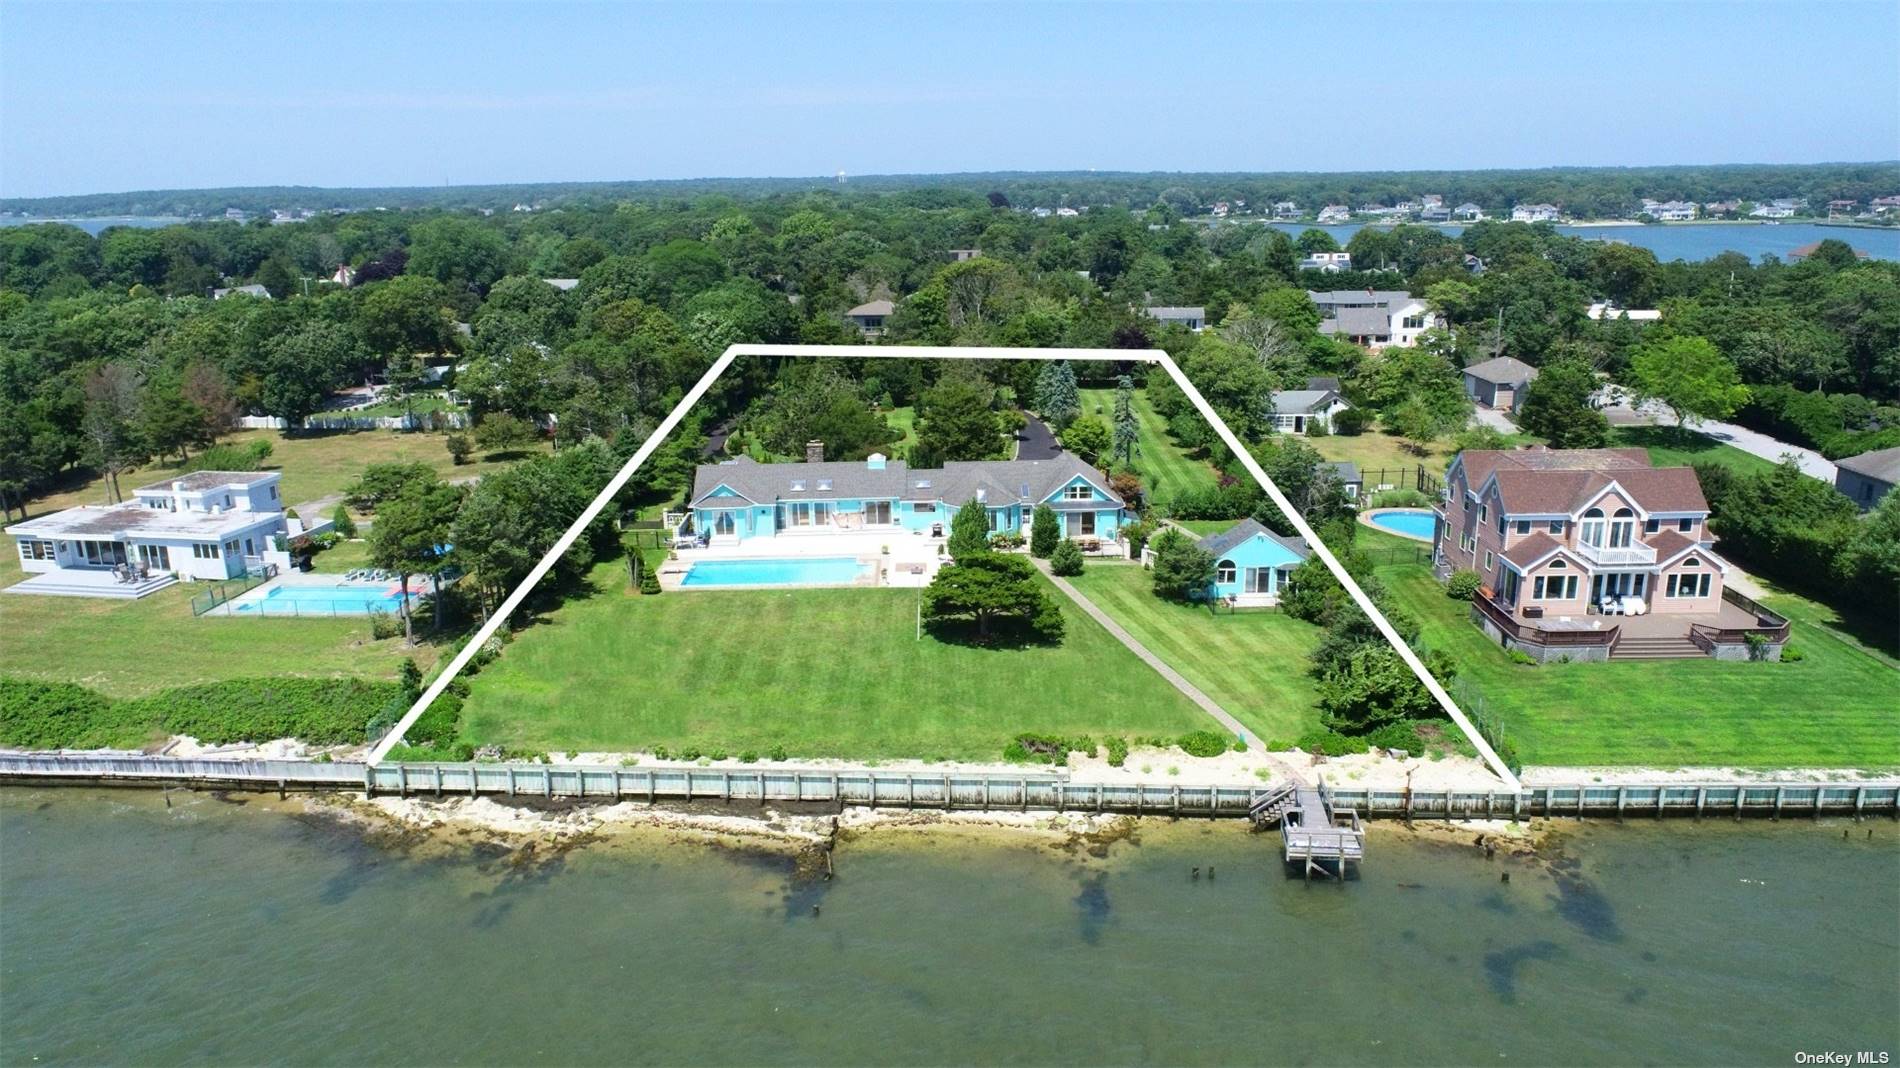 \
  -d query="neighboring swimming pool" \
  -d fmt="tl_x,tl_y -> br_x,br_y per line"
229,582 -> 416,616
680,557 -> 873,588
1365,508 -> 1437,542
